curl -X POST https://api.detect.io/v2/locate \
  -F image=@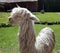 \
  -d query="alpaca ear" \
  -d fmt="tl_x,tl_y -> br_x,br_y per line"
30,15 -> 40,22
16,4 -> 21,8
27,13 -> 40,22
